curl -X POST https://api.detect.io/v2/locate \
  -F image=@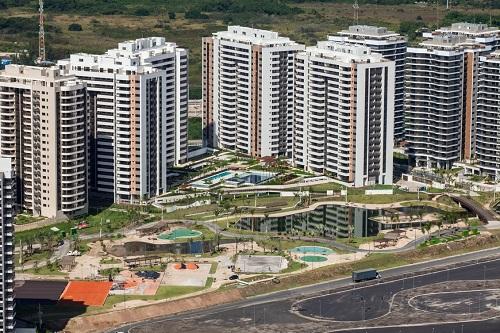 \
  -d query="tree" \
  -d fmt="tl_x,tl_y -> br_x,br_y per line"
424,223 -> 432,240
185,9 -> 208,19
68,23 -> 82,31
134,7 -> 150,16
